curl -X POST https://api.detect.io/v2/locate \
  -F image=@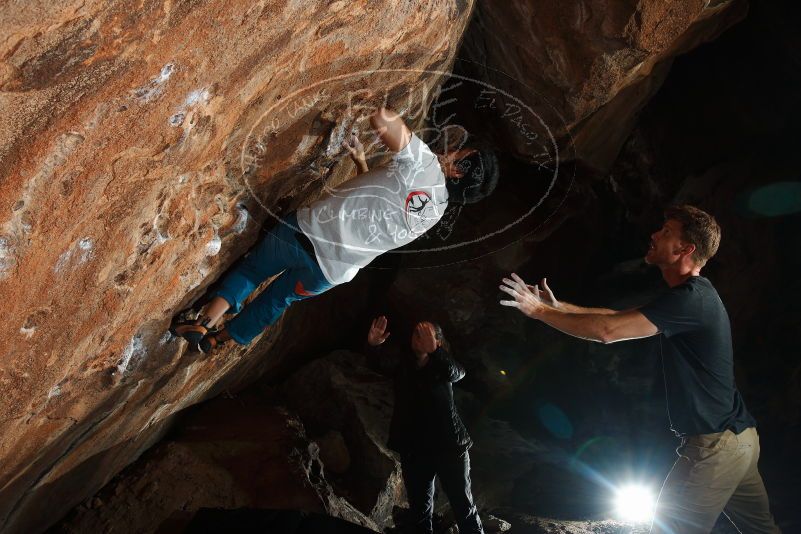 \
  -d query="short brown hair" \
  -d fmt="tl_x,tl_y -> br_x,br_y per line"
664,205 -> 721,267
